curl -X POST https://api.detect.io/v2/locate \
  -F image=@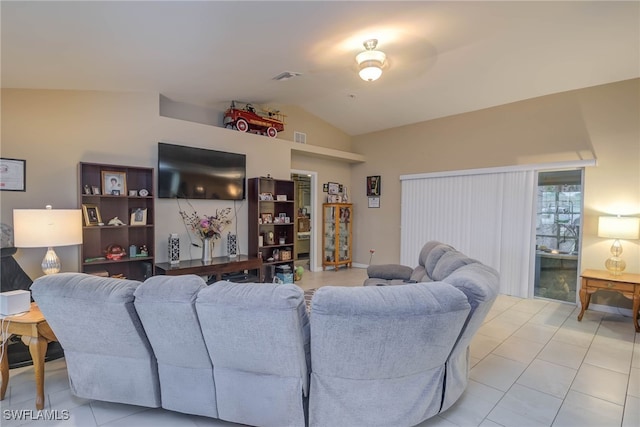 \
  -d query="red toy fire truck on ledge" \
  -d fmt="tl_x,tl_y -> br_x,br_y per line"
223,101 -> 285,138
